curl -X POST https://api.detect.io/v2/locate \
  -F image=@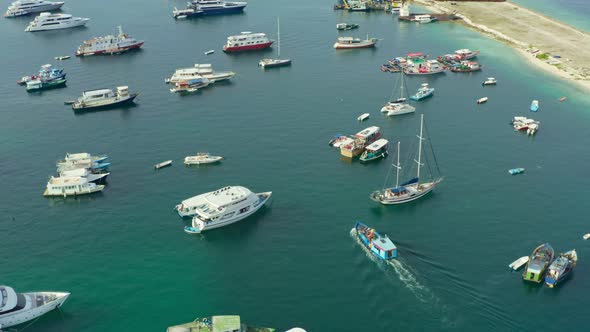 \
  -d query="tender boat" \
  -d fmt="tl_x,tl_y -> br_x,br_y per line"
508,168 -> 525,175
0,285 -> 69,329
4,0 -> 63,18
530,100 -> 539,112
154,160 -> 173,169
333,35 -> 377,49
43,176 -> 105,197
357,113 -> 370,121
57,152 -> 109,165
166,315 -> 275,332
75,26 -> 144,56
54,55 -> 70,60
482,77 -> 497,86
184,152 -> 223,165
172,0 -> 247,19
170,77 -> 211,93
522,243 -> 555,283
455,48 -> 480,60
509,256 -> 529,271
25,12 -> 89,32
360,138 -> 388,162
381,71 -> 415,116
545,250 -> 577,288
259,18 -> 291,69
26,77 -> 66,92
166,64 -> 235,84
410,83 -> 434,101
370,115 -> 443,205
336,23 -> 359,31
204,49 -> 215,55
354,221 -> 398,260
476,97 -> 488,104
340,126 -> 381,158
223,31 -> 273,52
71,86 -> 138,111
